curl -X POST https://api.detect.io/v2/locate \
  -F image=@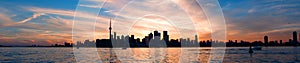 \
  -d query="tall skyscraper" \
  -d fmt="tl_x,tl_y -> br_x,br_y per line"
130,35 -> 135,47
163,31 -> 168,36
131,35 -> 135,40
154,30 -> 159,37
163,31 -> 169,42
195,35 -> 198,43
114,32 -> 116,40
148,33 -> 153,40
158,33 -> 161,37
293,31 -> 298,45
264,35 -> 268,46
